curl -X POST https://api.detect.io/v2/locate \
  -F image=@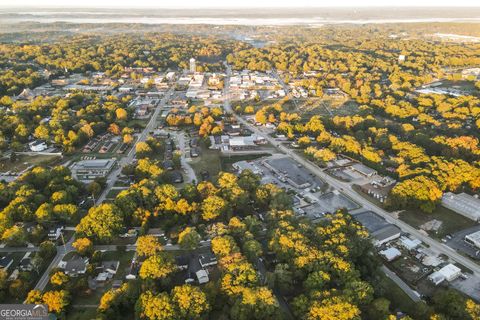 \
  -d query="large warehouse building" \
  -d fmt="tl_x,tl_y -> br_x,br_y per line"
441,192 -> 480,221
352,211 -> 401,246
